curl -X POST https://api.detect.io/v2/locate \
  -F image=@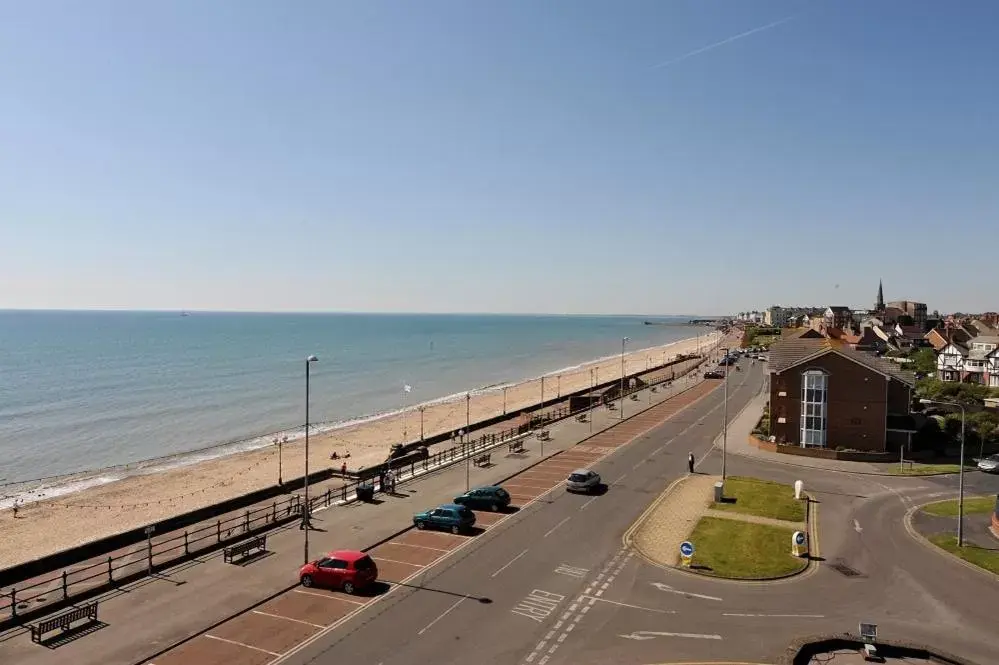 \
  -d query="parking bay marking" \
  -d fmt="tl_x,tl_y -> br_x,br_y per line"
512,590 -> 565,622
